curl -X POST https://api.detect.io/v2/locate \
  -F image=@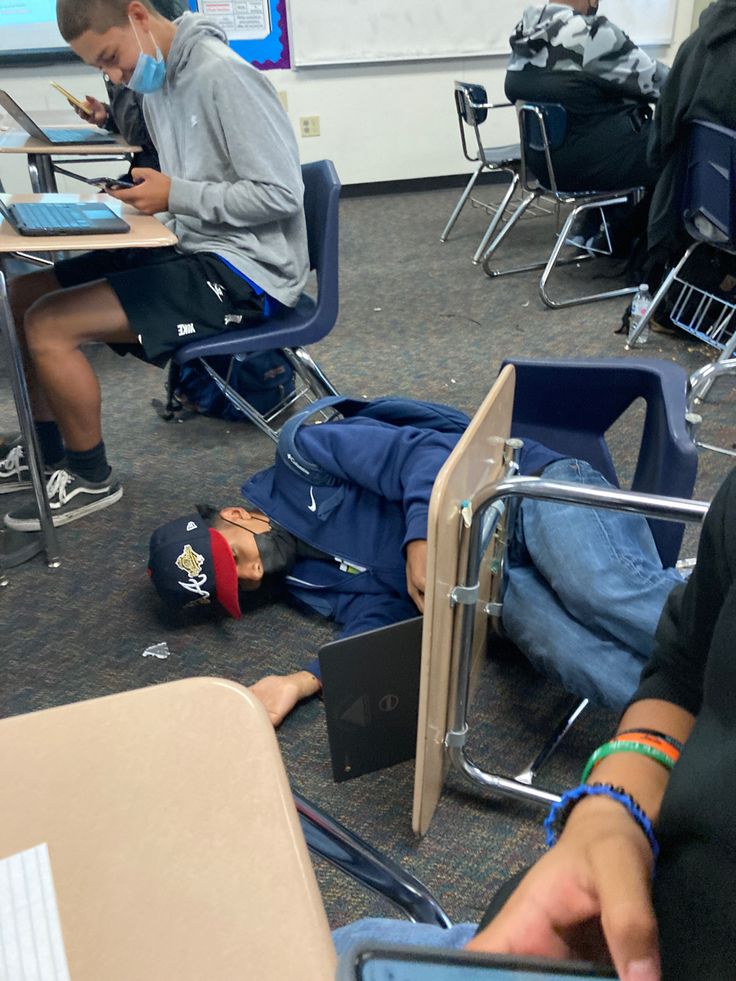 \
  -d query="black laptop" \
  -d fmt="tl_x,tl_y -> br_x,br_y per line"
0,200 -> 130,236
319,616 -> 423,782
0,90 -> 117,145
